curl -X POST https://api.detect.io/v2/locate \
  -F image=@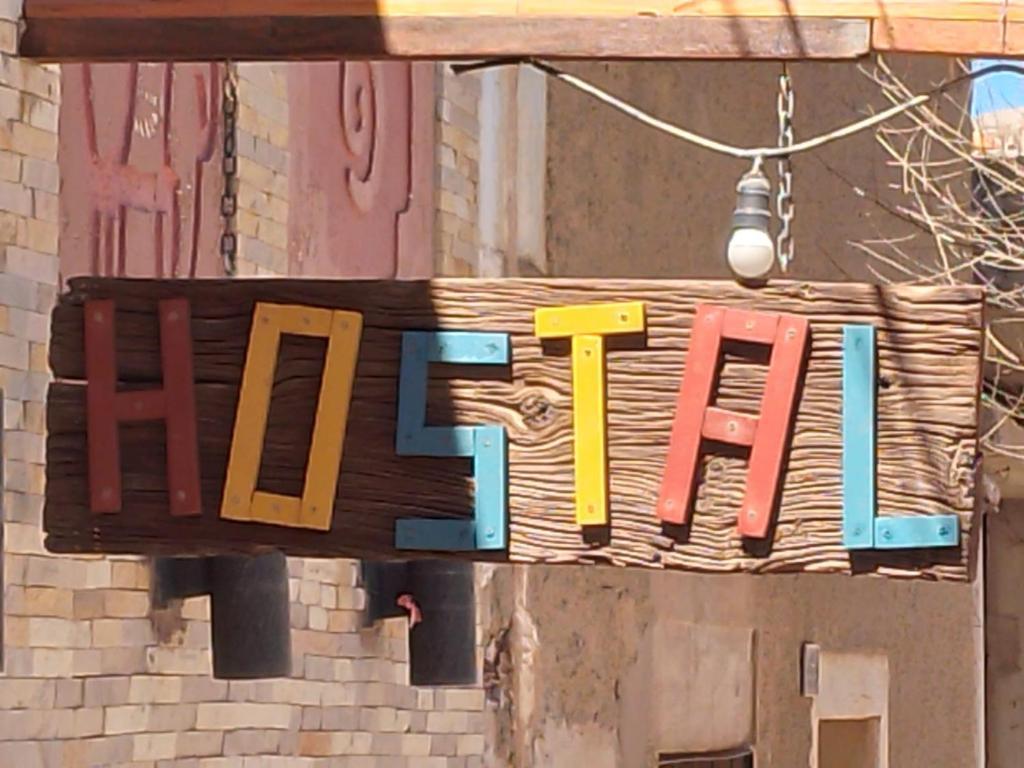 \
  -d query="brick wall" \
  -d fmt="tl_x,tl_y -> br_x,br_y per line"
235,63 -> 290,278
434,63 -> 548,278
436,65 -> 481,277
0,53 -> 490,765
